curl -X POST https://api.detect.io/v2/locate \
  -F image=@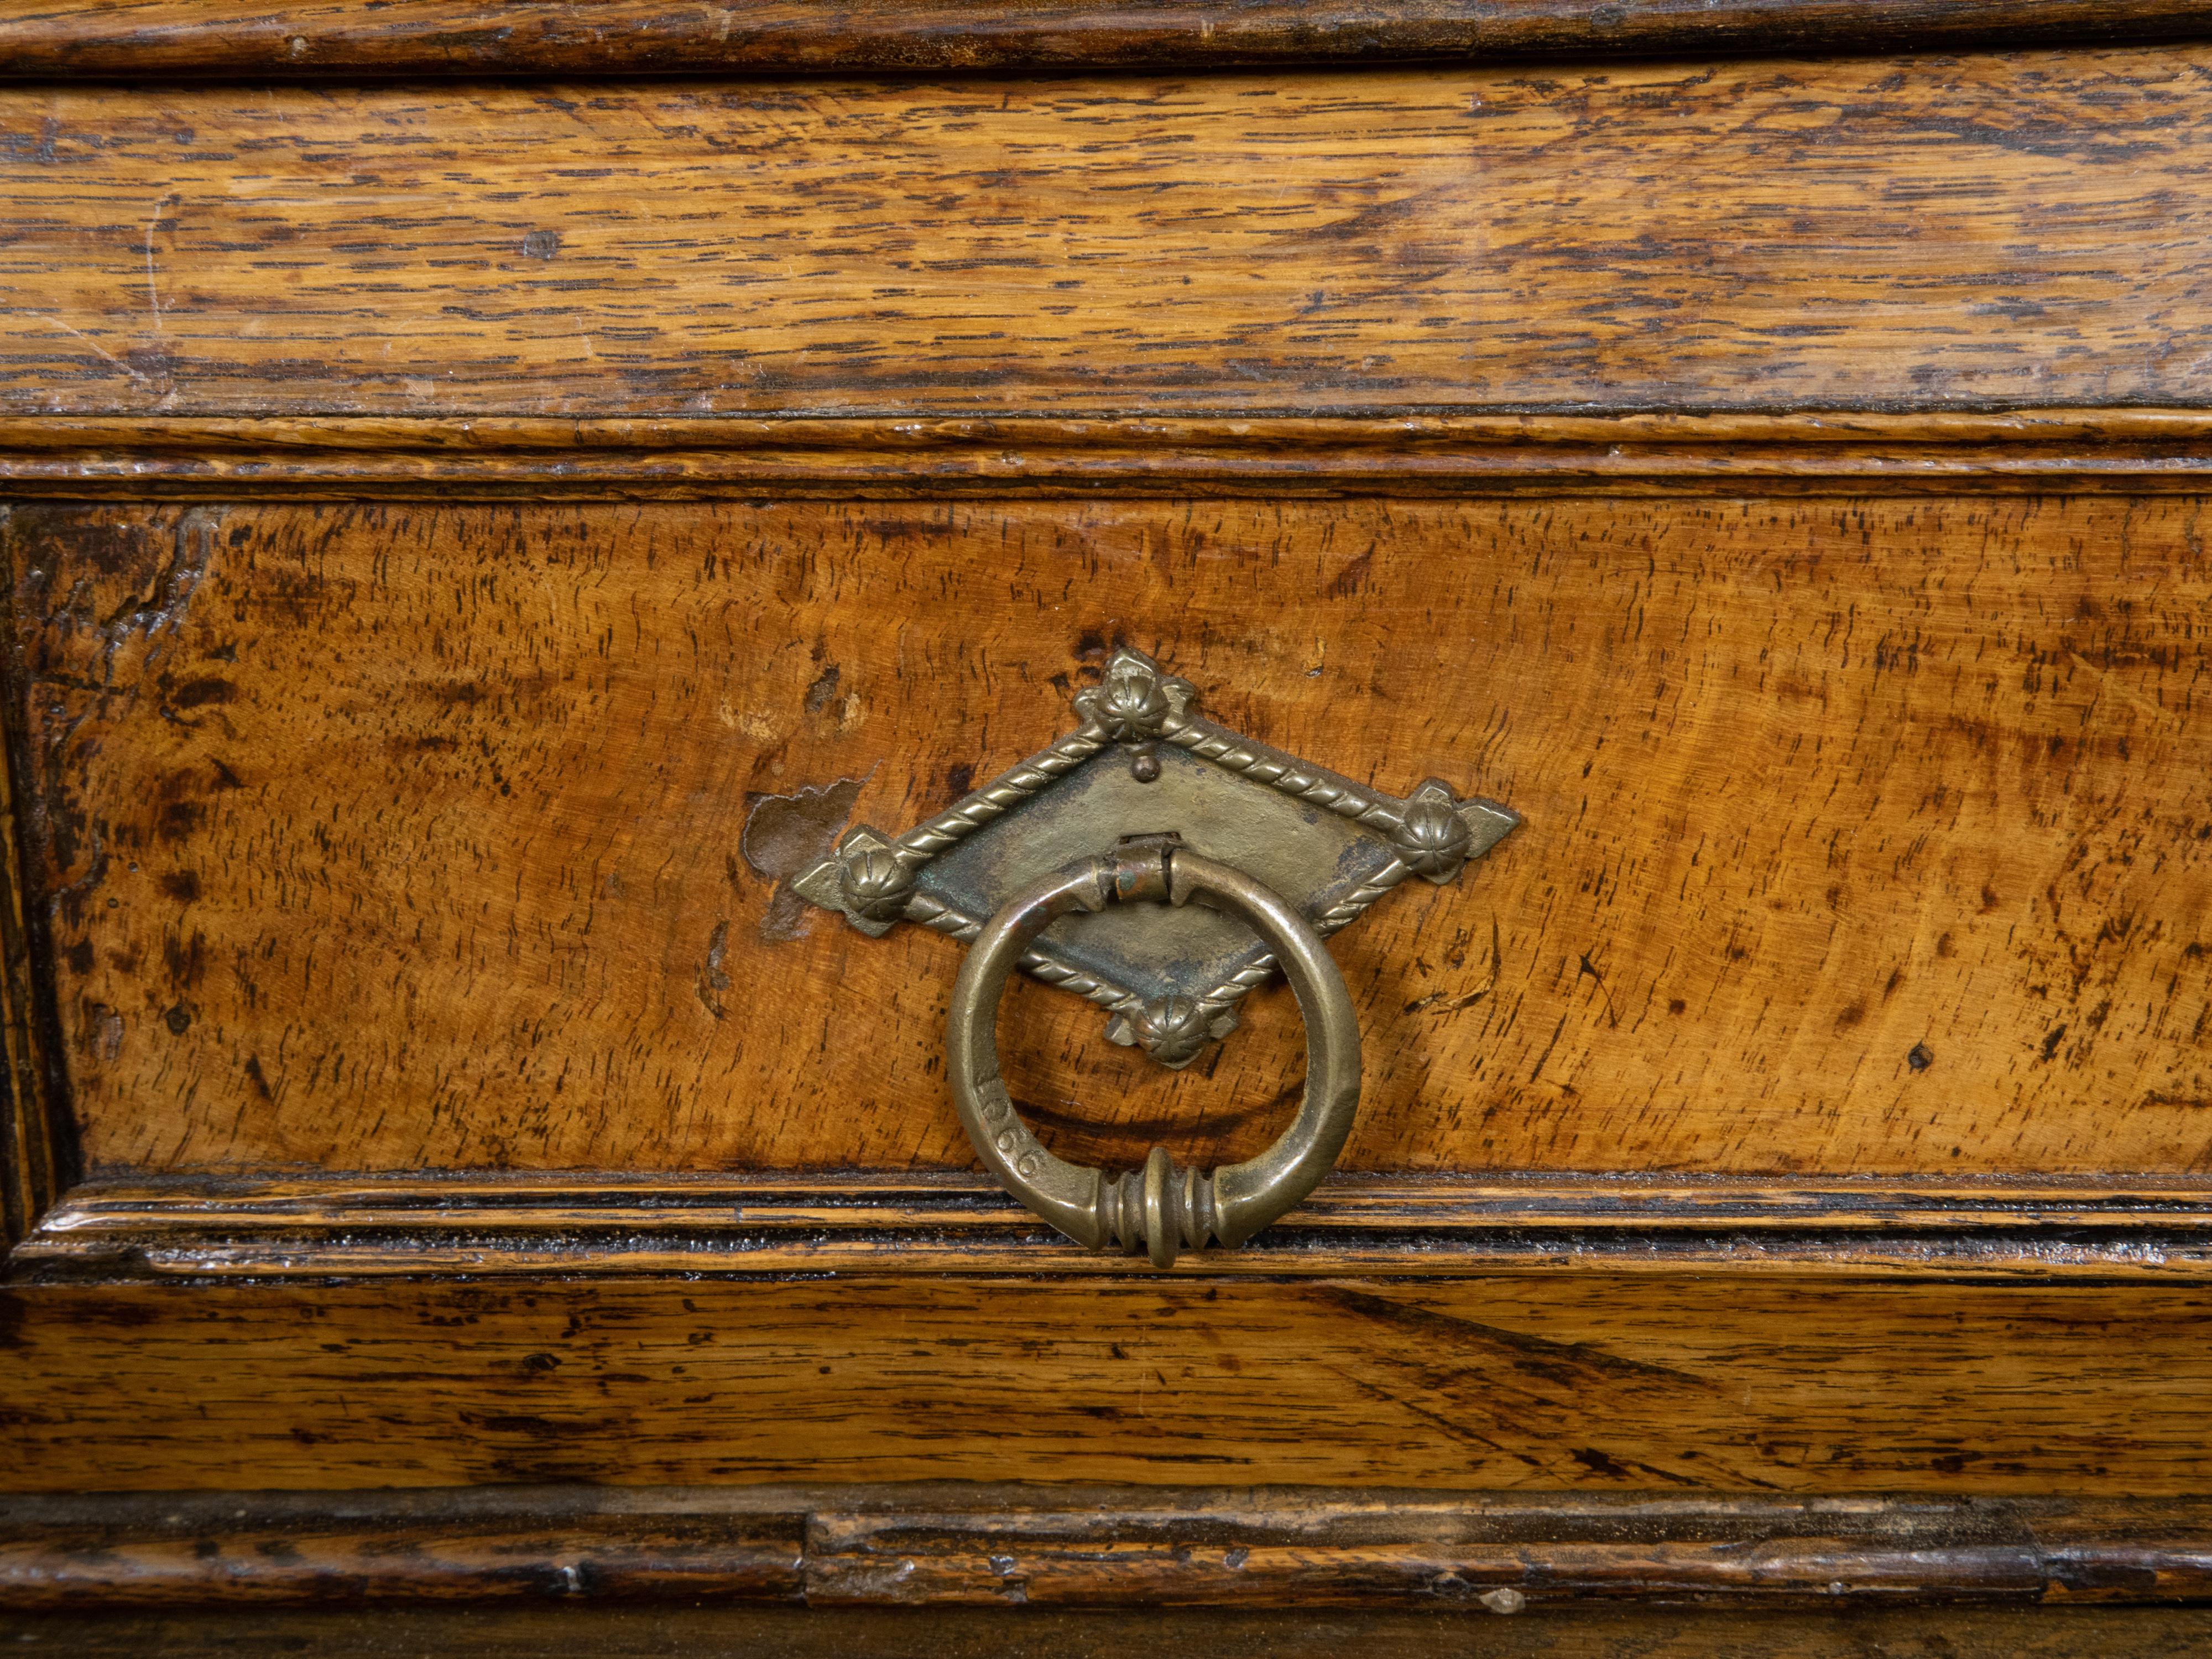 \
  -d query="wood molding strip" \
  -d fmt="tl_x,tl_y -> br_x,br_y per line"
9,59 -> 2209,420
3,1485 -> 2210,1608
21,1172 -> 2212,1281
2,0 -> 2208,80
3,410 -> 2210,499
0,521 -> 66,1249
